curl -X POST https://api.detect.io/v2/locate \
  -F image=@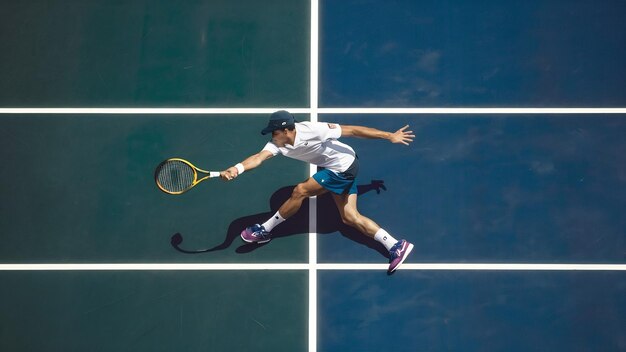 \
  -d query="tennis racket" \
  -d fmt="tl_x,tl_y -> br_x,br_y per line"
155,158 -> 220,195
